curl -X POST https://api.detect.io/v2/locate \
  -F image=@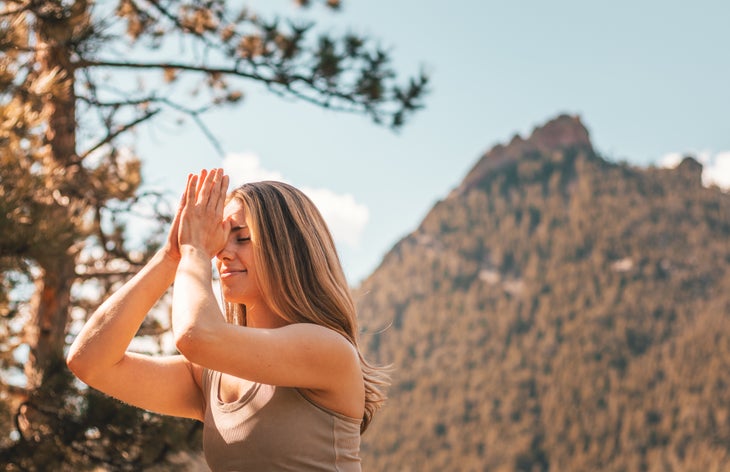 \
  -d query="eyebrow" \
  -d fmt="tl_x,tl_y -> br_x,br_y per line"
231,225 -> 249,231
